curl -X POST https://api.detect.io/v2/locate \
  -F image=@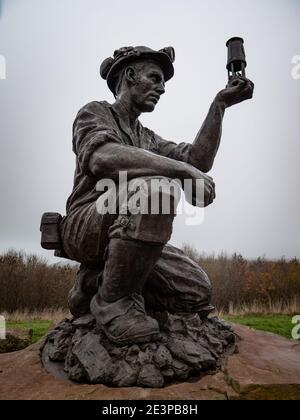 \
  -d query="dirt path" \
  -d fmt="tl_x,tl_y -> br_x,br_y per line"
0,324 -> 299,400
